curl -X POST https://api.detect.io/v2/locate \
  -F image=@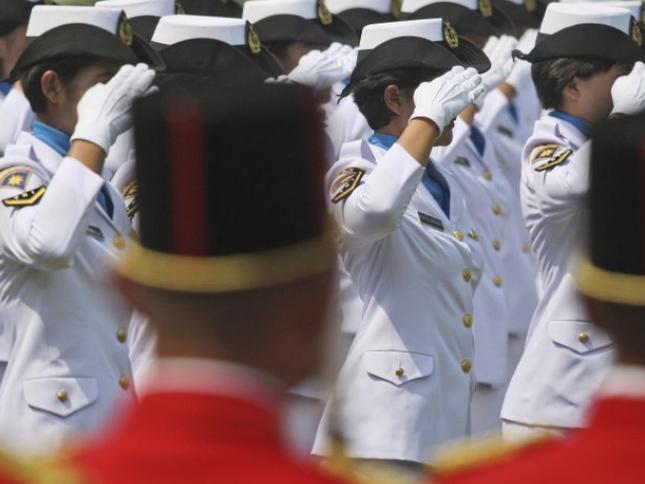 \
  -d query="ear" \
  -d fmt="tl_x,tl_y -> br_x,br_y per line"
383,84 -> 405,116
40,69 -> 65,107
562,77 -> 581,104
